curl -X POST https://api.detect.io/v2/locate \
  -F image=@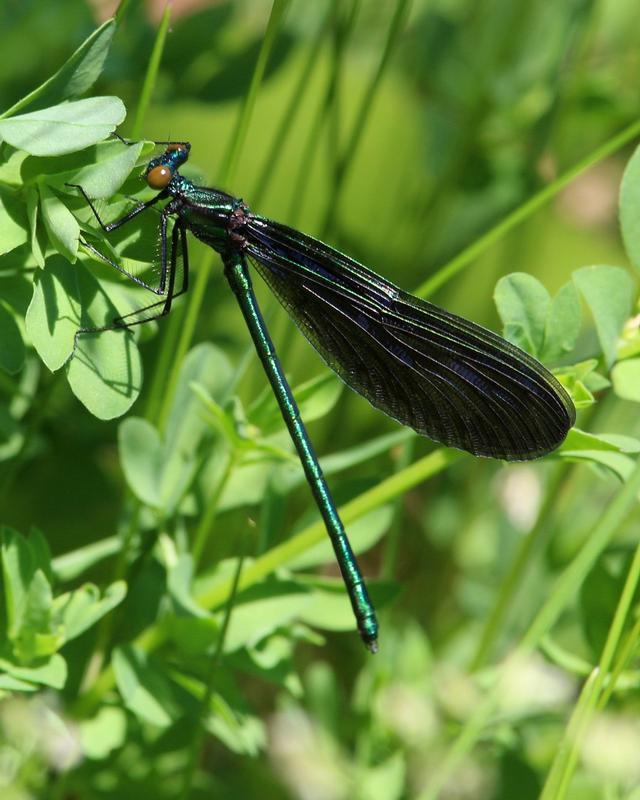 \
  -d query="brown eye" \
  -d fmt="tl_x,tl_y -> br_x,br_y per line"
147,165 -> 172,189
166,143 -> 186,152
